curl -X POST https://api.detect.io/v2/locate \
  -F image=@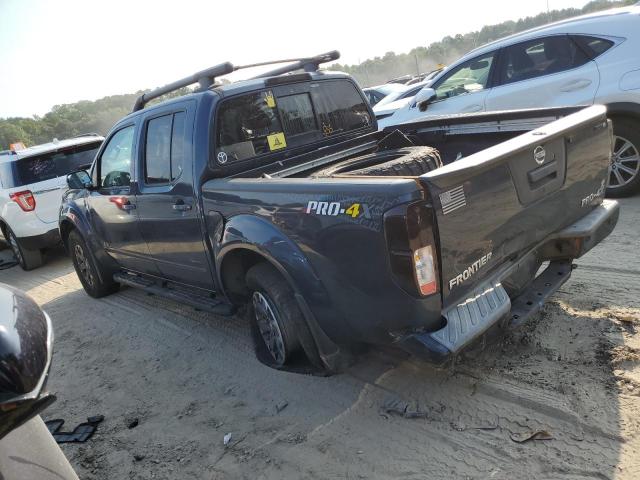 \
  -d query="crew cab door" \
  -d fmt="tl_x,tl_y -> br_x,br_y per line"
88,124 -> 158,274
134,101 -> 215,290
485,35 -> 599,111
